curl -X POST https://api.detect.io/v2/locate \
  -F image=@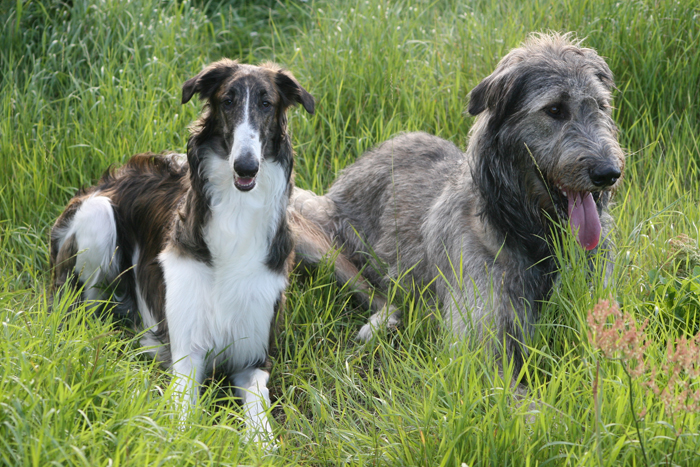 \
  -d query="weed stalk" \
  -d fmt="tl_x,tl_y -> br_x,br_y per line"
623,365 -> 649,467
593,359 -> 603,467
